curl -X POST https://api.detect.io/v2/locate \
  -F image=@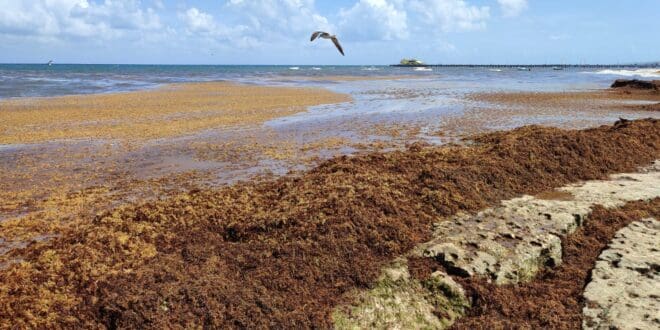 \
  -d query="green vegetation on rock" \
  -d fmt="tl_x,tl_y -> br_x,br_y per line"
333,259 -> 469,329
